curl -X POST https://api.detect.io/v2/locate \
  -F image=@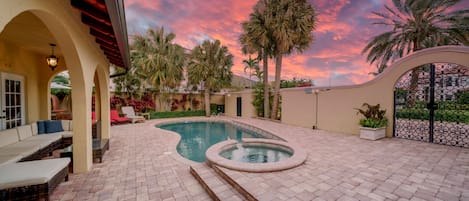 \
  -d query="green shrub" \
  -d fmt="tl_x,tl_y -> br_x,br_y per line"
359,118 -> 388,128
396,109 -> 469,123
150,110 -> 205,119
355,103 -> 388,128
